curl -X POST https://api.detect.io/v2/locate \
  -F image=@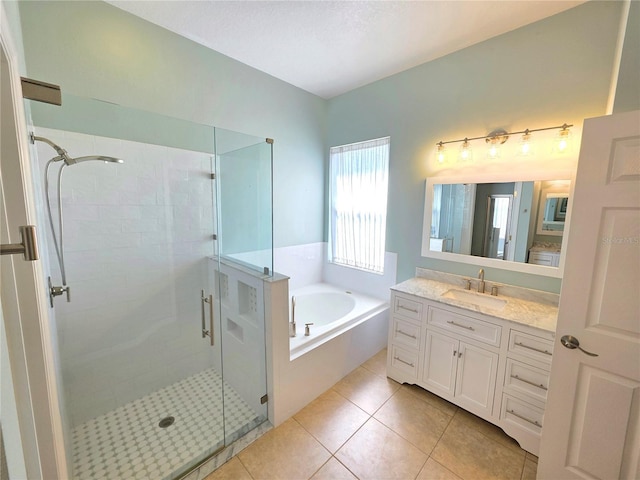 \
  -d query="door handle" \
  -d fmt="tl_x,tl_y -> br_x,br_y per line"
201,290 -> 214,346
0,225 -> 39,261
560,335 -> 598,357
